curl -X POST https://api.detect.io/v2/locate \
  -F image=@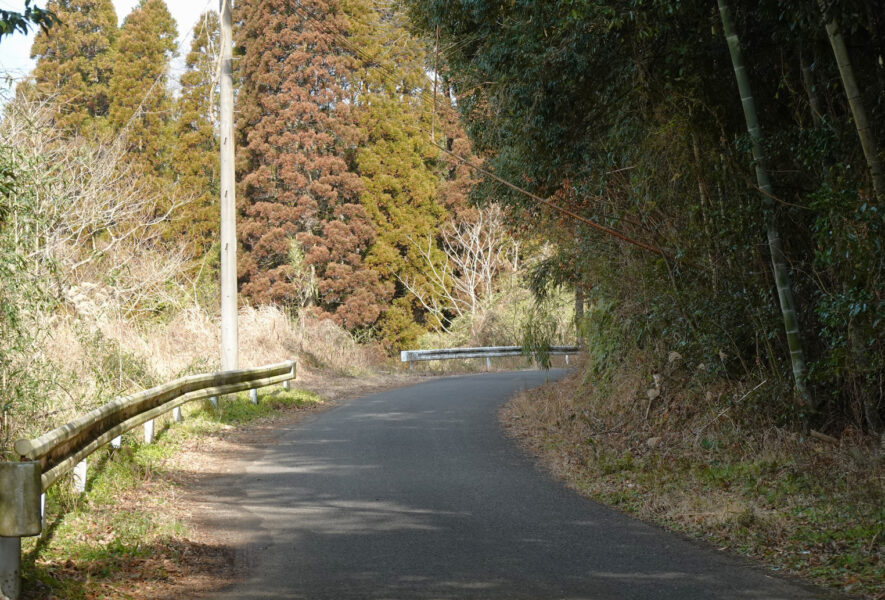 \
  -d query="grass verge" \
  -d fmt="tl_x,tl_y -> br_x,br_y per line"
21,386 -> 322,600
502,371 -> 884,600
